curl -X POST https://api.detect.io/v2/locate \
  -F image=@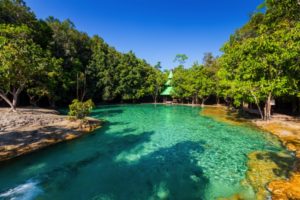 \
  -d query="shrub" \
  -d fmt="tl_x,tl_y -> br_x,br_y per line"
68,99 -> 95,119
